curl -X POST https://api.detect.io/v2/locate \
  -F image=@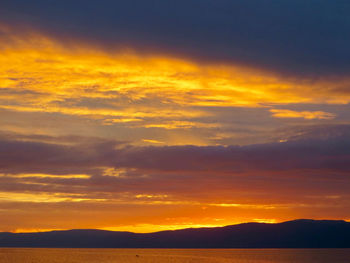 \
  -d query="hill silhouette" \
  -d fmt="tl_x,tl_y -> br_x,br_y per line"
1,219 -> 349,248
